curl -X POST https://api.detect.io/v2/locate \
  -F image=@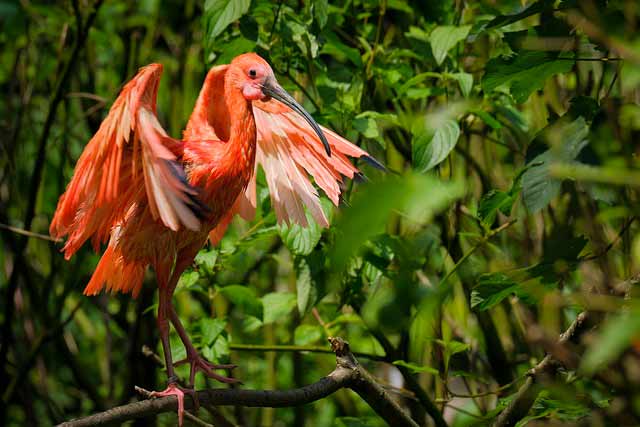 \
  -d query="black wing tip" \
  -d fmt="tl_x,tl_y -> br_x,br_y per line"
361,155 -> 387,172
163,159 -> 211,220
